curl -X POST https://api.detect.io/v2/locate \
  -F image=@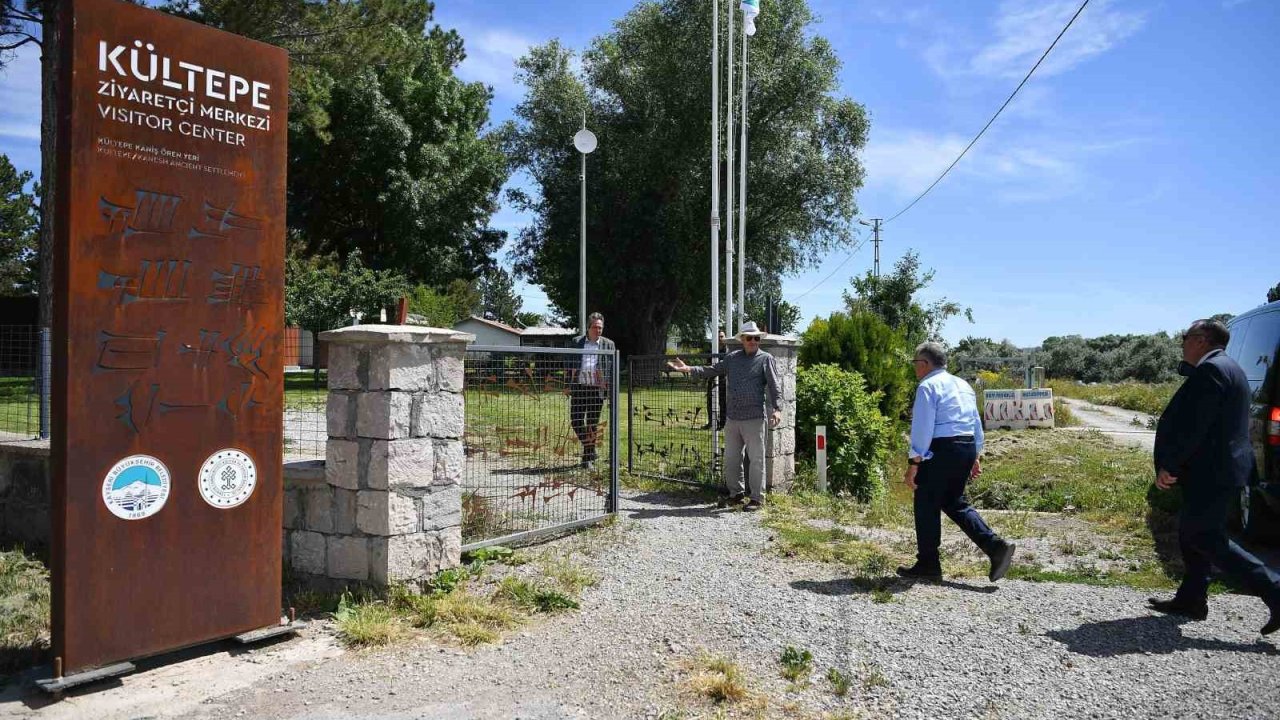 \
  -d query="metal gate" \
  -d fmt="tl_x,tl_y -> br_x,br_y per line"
461,345 -> 619,549
627,354 -> 722,486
